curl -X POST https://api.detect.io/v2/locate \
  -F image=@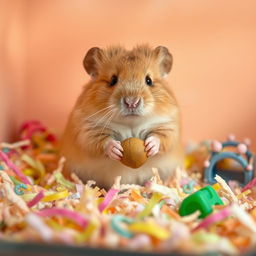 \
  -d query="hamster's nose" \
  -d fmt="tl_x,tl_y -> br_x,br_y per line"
124,97 -> 141,109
